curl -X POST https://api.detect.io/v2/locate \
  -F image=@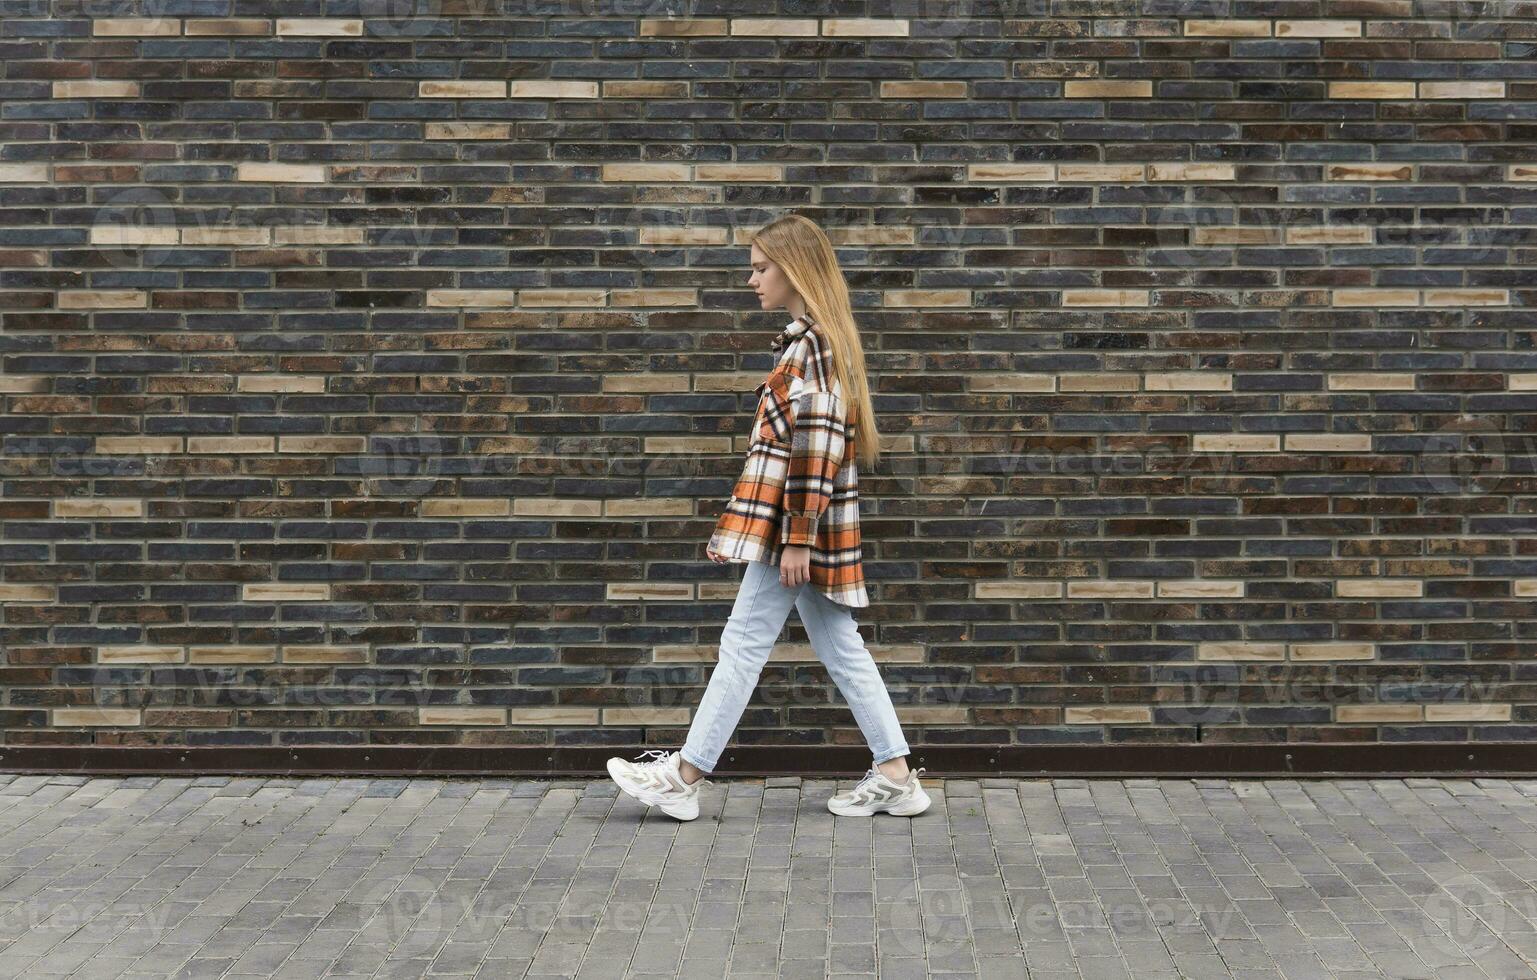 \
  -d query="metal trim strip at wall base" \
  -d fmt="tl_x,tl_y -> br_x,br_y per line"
1,744 -> 1535,778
